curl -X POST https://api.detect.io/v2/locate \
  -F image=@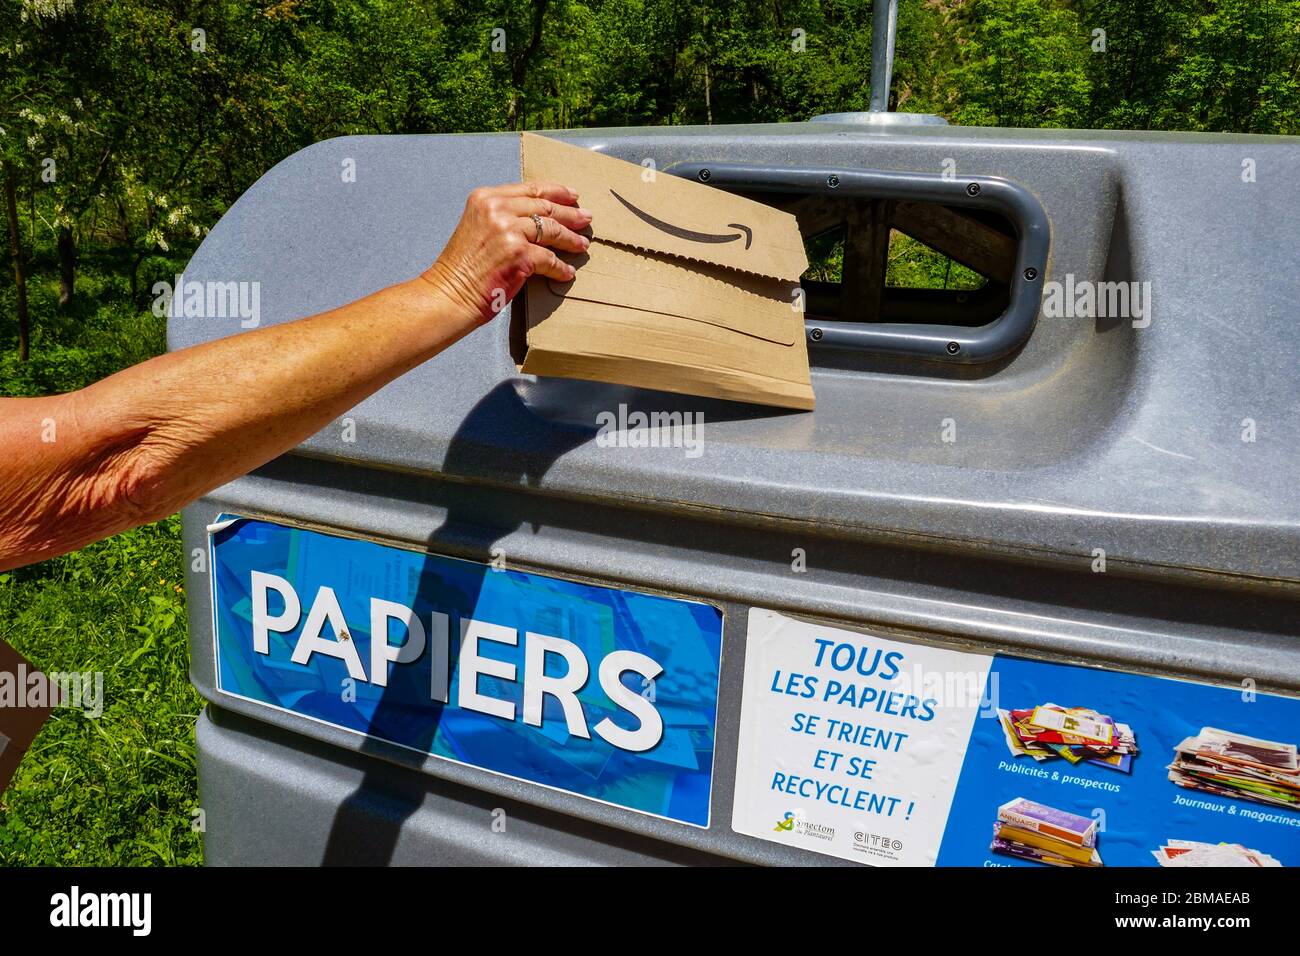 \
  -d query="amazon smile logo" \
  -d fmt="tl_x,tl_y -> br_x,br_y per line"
609,189 -> 753,249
